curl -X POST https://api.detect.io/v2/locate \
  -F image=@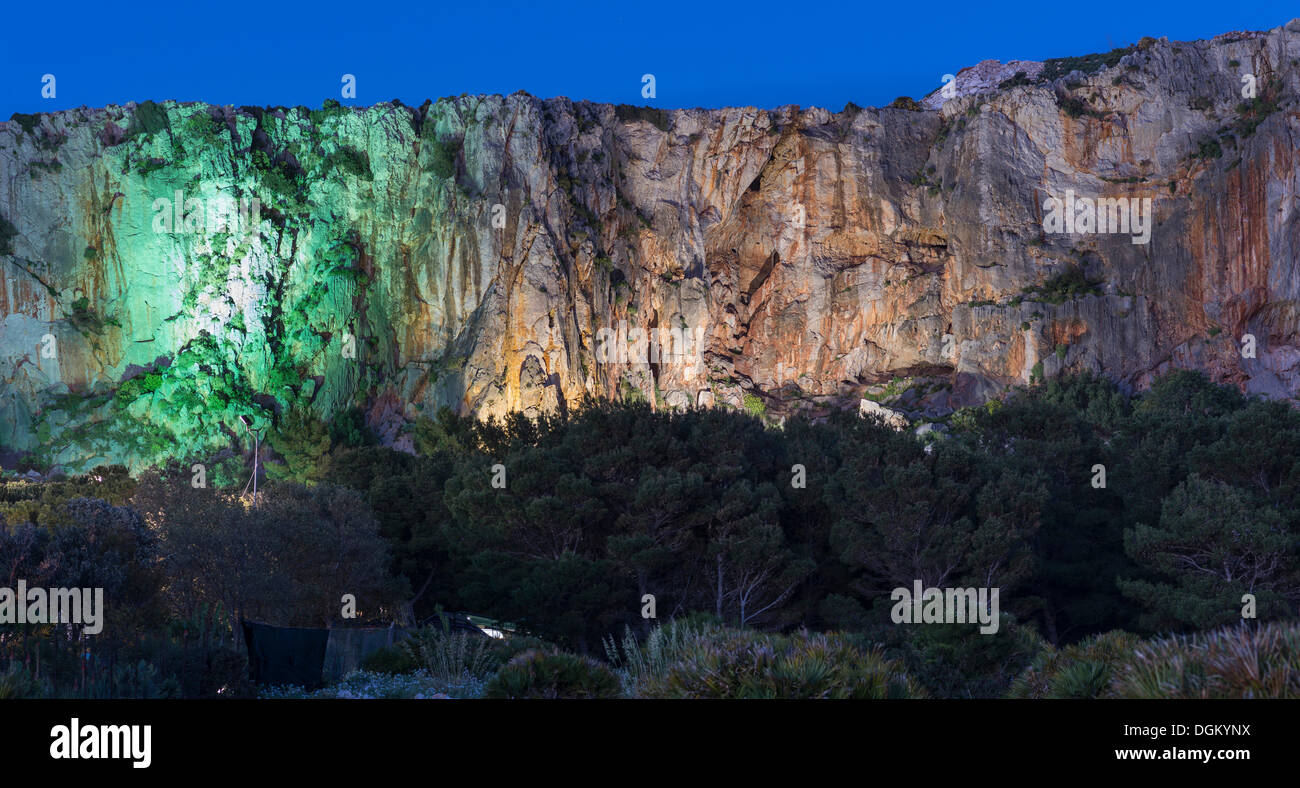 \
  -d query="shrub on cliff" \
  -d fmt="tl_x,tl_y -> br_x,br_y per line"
428,137 -> 460,180
613,104 -> 672,131
323,146 -> 372,180
887,96 -> 924,111
0,212 -> 18,255
126,100 -> 170,139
